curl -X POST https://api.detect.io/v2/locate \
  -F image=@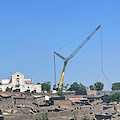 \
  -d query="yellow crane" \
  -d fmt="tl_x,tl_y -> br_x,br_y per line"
53,25 -> 101,90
